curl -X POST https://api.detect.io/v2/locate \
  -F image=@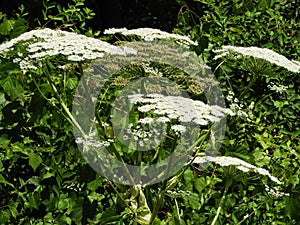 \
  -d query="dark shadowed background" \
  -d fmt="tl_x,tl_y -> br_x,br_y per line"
0,0 -> 181,31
